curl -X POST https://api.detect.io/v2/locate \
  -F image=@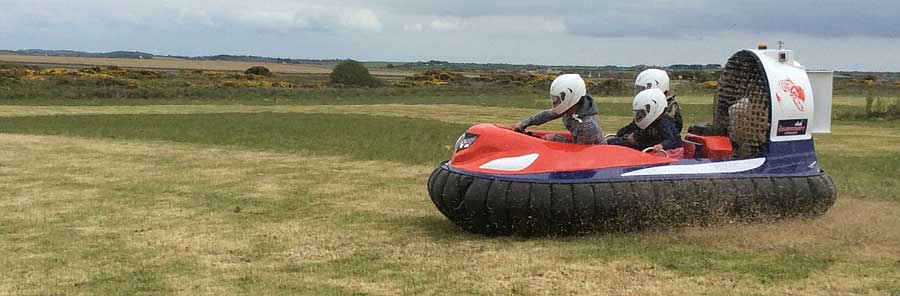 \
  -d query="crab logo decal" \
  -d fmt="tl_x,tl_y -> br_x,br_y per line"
776,79 -> 807,112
